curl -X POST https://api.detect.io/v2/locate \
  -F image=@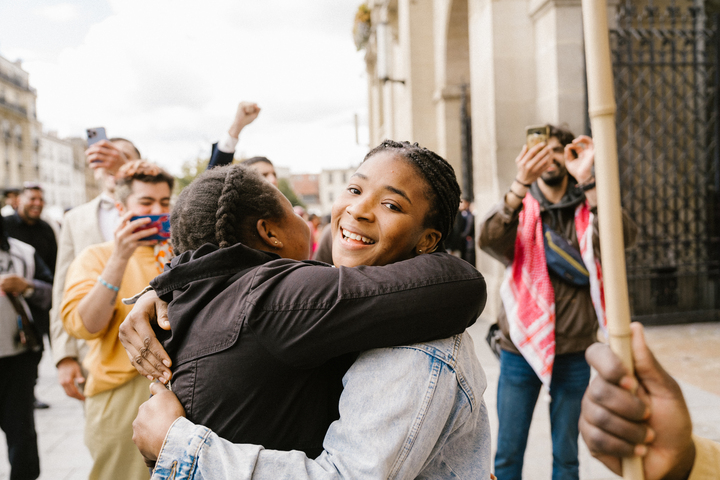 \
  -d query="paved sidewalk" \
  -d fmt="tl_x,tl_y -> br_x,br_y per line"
2,321 -> 719,479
